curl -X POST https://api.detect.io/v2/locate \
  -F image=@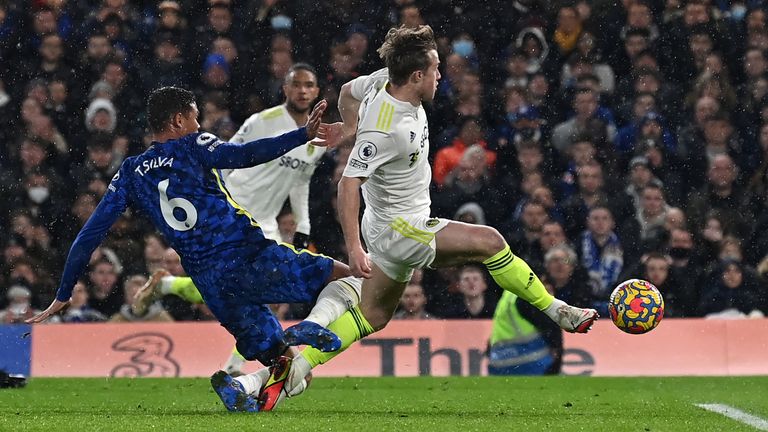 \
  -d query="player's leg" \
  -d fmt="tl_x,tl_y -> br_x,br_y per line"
132,270 -> 203,315
259,264 -> 402,410
432,221 -> 598,333
210,303 -> 287,412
